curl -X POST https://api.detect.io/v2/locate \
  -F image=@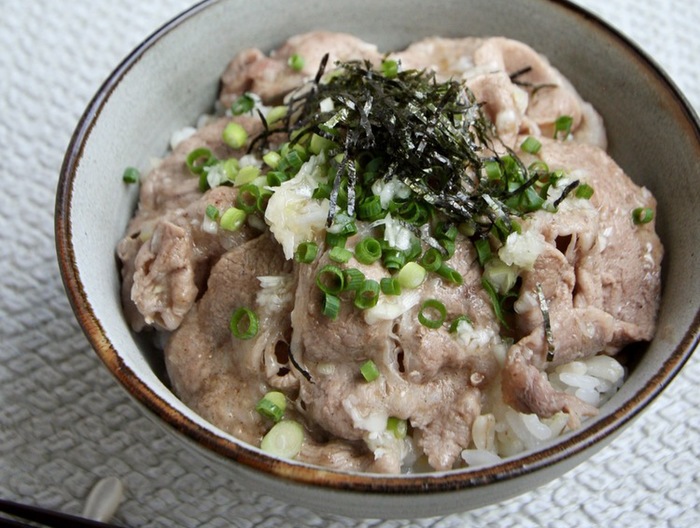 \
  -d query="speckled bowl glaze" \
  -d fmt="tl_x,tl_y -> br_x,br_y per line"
55,0 -> 700,519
